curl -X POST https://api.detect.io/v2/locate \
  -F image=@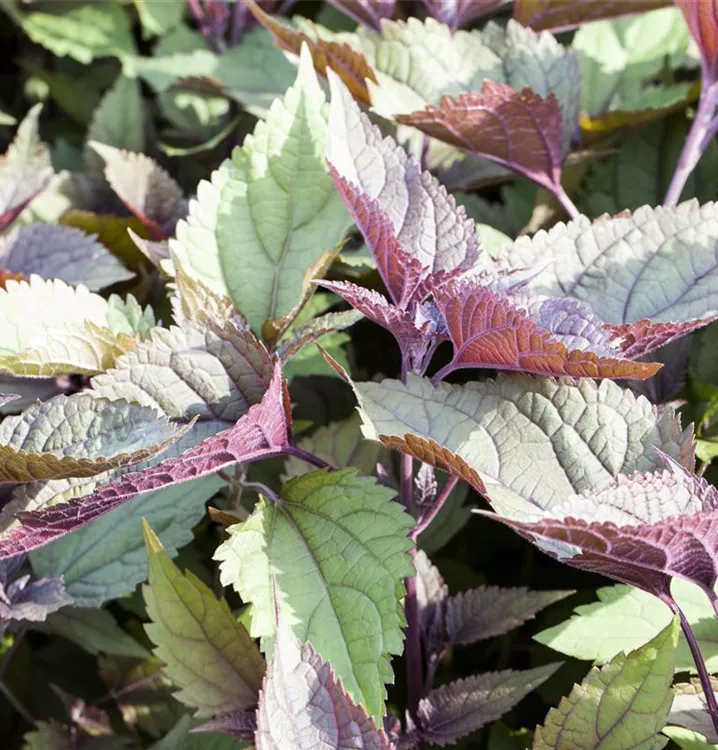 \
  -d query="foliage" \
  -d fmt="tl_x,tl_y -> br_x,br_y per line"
2,2 -> 718,749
